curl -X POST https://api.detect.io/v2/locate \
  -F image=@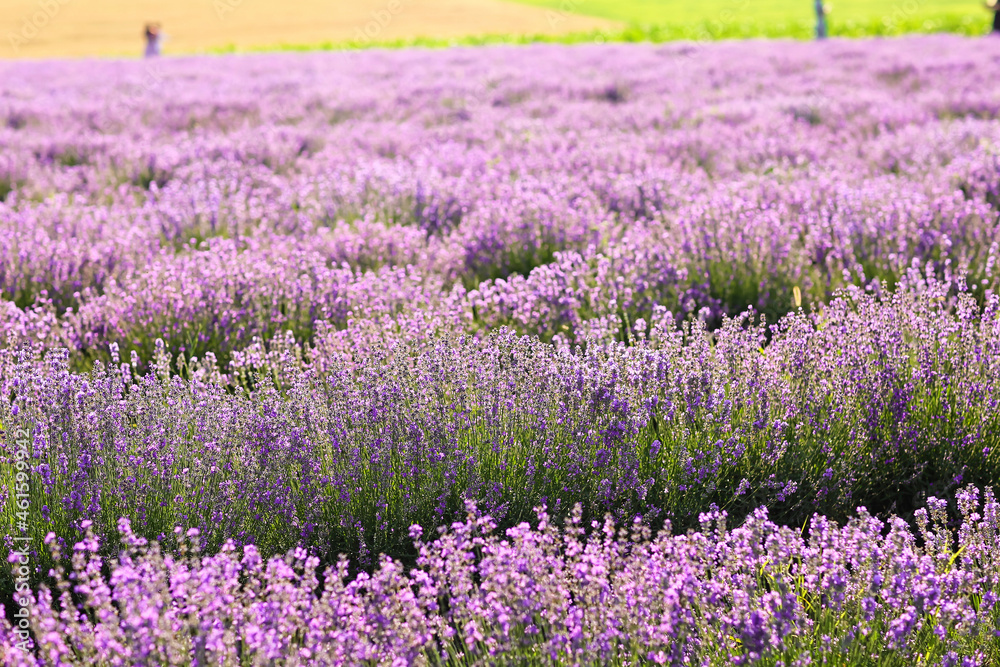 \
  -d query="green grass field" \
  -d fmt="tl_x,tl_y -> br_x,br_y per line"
510,0 -> 975,23
246,0 -> 991,55
508,0 -> 990,38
